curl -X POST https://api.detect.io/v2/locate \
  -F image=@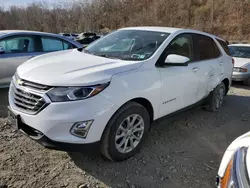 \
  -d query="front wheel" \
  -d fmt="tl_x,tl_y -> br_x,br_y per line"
204,82 -> 226,112
100,102 -> 150,161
